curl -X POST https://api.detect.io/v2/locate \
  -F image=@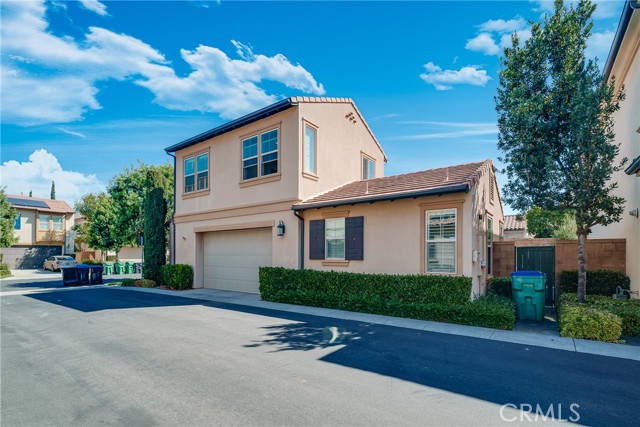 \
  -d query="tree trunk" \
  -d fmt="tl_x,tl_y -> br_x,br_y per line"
577,231 -> 587,303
